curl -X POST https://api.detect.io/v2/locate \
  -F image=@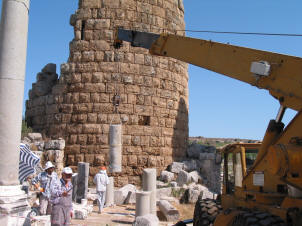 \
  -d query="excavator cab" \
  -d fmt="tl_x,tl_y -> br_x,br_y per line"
221,143 -> 260,195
